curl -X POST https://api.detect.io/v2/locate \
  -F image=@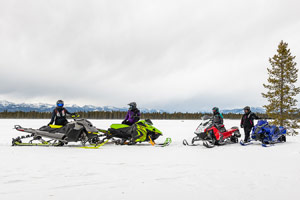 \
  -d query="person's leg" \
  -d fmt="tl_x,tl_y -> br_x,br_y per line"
244,127 -> 251,142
